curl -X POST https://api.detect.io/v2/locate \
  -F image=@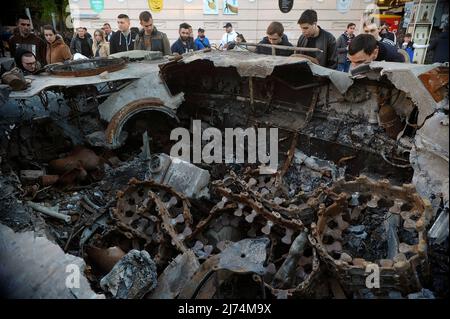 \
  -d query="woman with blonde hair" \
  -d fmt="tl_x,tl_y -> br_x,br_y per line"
92,29 -> 110,57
